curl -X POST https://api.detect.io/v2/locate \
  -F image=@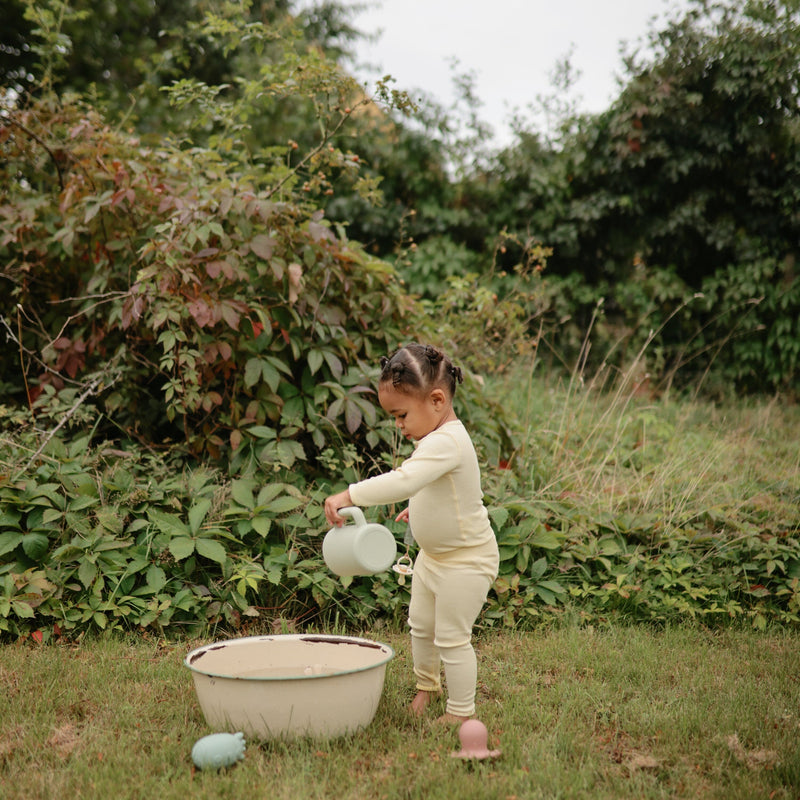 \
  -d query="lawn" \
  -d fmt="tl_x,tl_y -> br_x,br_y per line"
2,624 -> 798,799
